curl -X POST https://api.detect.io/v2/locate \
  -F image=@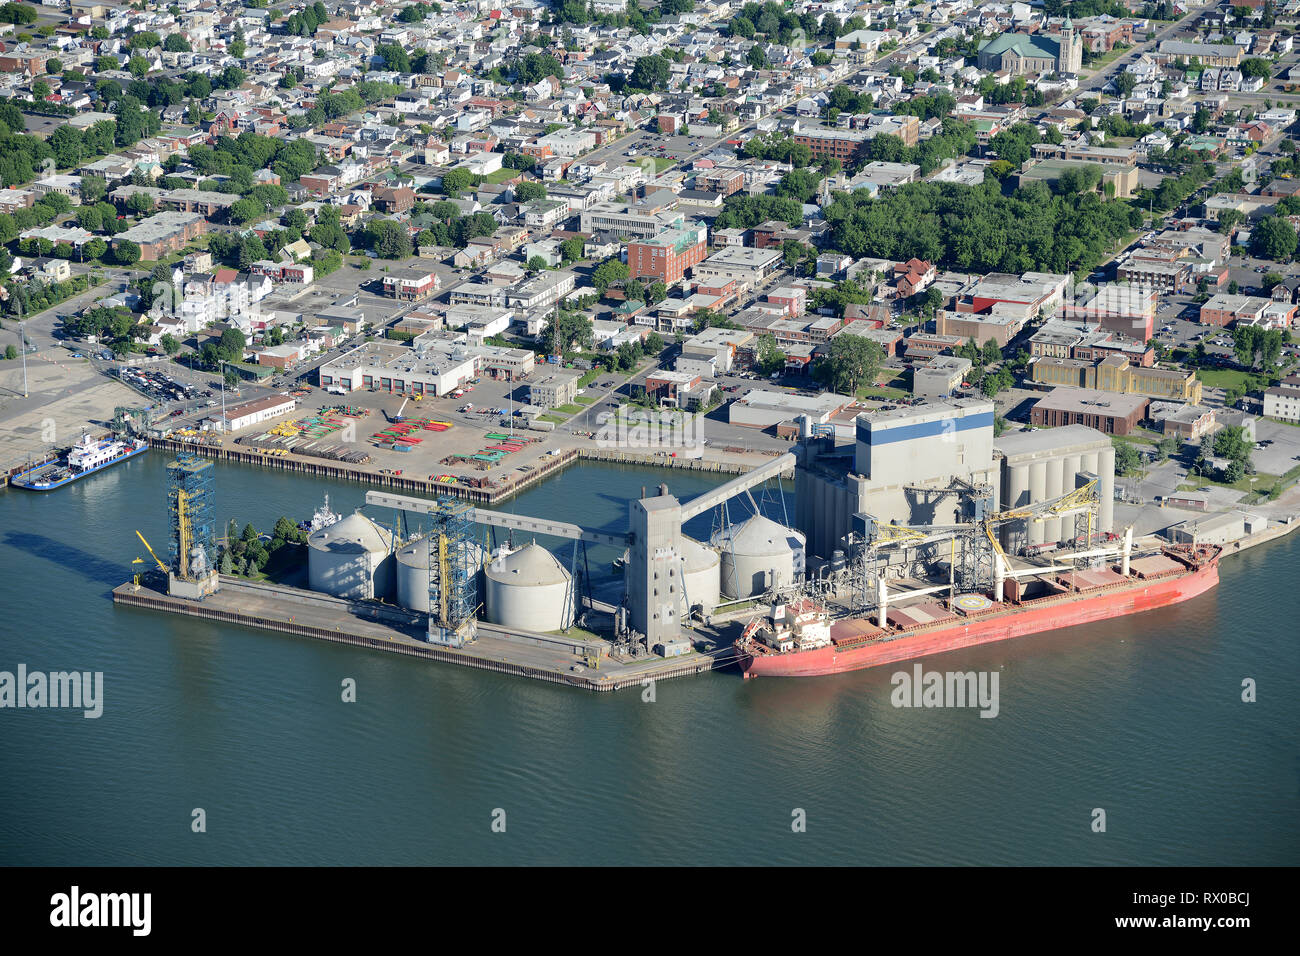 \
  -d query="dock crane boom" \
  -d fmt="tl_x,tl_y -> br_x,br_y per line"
135,530 -> 169,574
